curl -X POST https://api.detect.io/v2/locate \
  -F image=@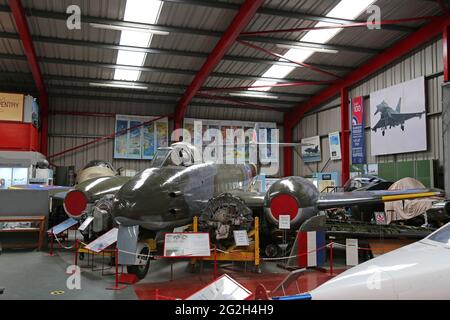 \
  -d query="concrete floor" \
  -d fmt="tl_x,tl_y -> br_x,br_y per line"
0,247 -> 347,300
